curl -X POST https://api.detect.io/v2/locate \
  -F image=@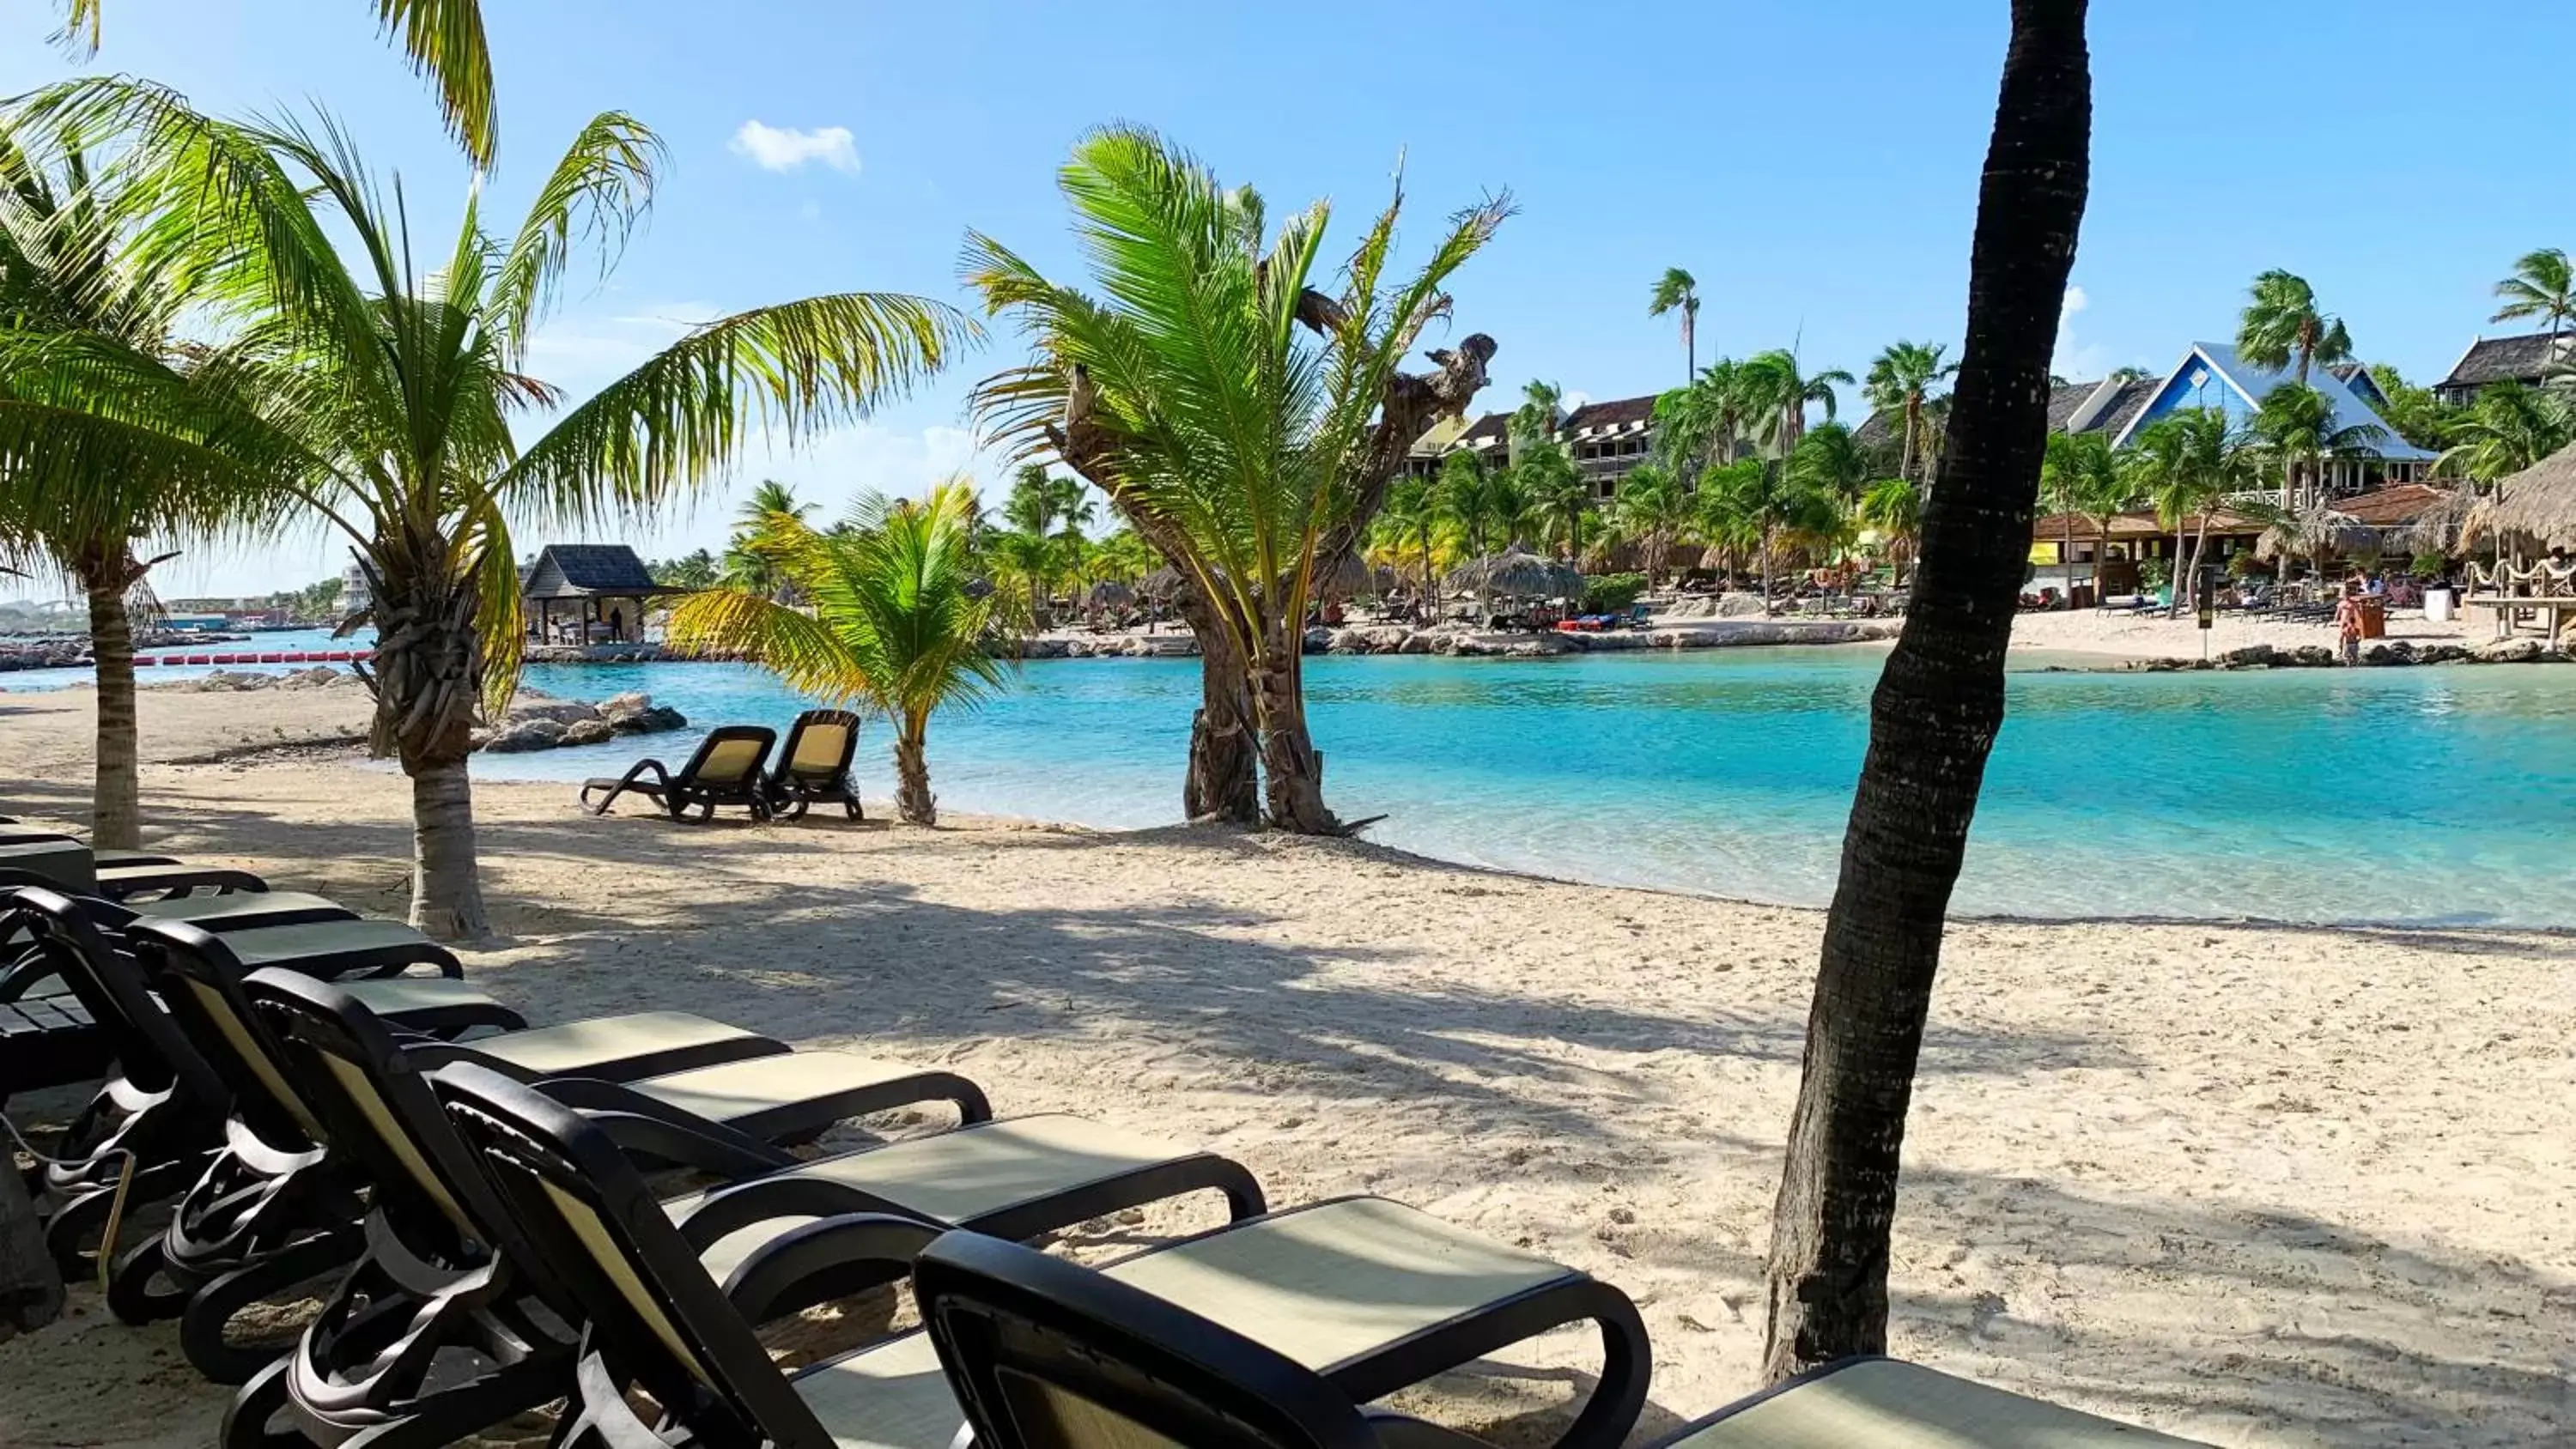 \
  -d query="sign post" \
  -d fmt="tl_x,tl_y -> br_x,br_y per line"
2196,571 -> 2216,660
